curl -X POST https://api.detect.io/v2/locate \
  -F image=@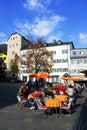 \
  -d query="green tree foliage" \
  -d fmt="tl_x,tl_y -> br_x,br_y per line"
10,54 -> 19,76
0,58 -> 6,80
